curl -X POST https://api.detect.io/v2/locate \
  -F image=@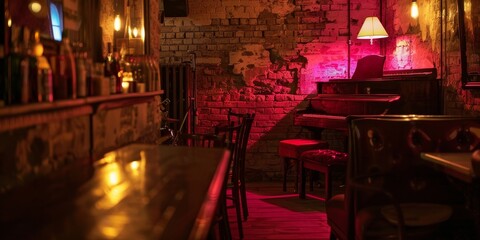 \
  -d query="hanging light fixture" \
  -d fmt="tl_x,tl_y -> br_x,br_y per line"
357,16 -> 389,45
28,0 -> 48,16
411,0 -> 419,19
113,0 -> 121,32
28,1 -> 42,13
132,27 -> 139,38
114,14 -> 122,31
